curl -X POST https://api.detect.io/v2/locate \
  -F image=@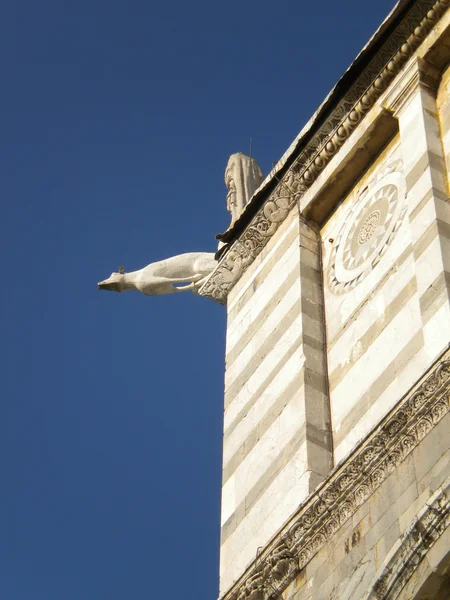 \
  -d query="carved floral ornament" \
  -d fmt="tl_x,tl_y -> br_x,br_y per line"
221,348 -> 450,600
199,0 -> 450,305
